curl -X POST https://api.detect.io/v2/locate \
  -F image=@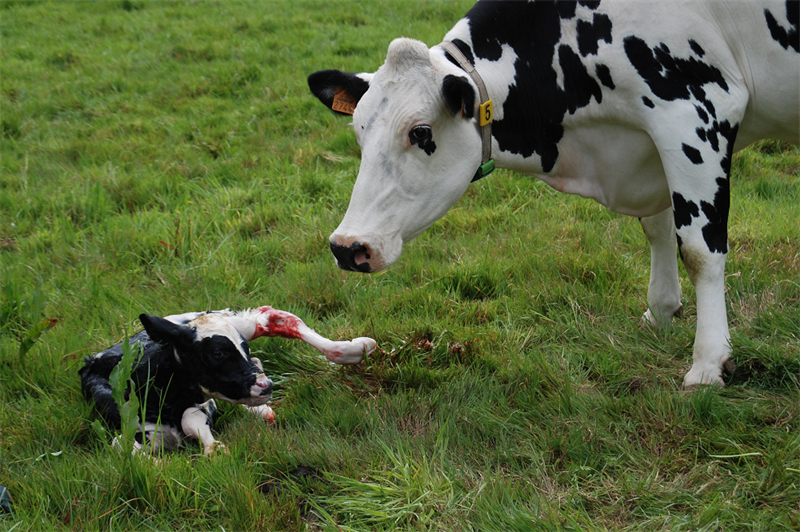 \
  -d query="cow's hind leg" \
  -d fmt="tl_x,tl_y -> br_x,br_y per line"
640,208 -> 683,328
